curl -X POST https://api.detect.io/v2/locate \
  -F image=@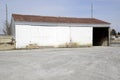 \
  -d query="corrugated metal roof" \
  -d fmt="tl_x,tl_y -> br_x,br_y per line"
12,14 -> 110,24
